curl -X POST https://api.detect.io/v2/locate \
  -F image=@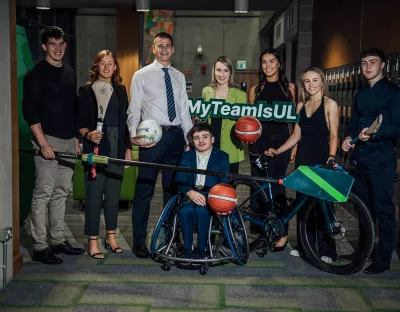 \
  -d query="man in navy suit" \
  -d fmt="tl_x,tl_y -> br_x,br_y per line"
175,123 -> 230,258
